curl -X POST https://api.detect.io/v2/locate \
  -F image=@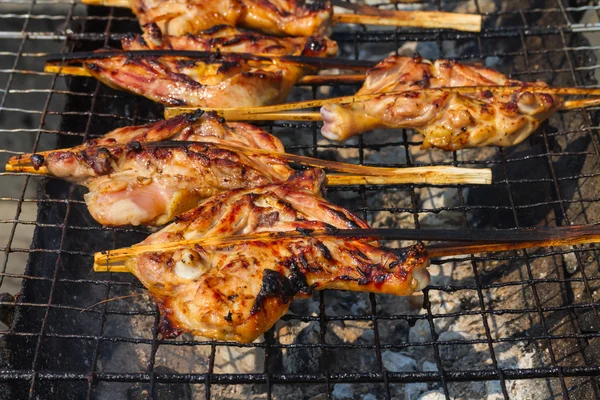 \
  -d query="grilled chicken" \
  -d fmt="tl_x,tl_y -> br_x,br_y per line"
59,110 -> 285,154
321,55 -> 563,150
123,23 -> 338,58
85,54 -> 298,108
129,0 -> 332,37
21,113 -> 293,226
126,169 -> 430,342
84,24 -> 337,108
